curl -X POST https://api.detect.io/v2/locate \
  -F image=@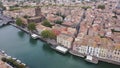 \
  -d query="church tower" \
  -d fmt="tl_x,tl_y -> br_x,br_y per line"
35,6 -> 41,16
